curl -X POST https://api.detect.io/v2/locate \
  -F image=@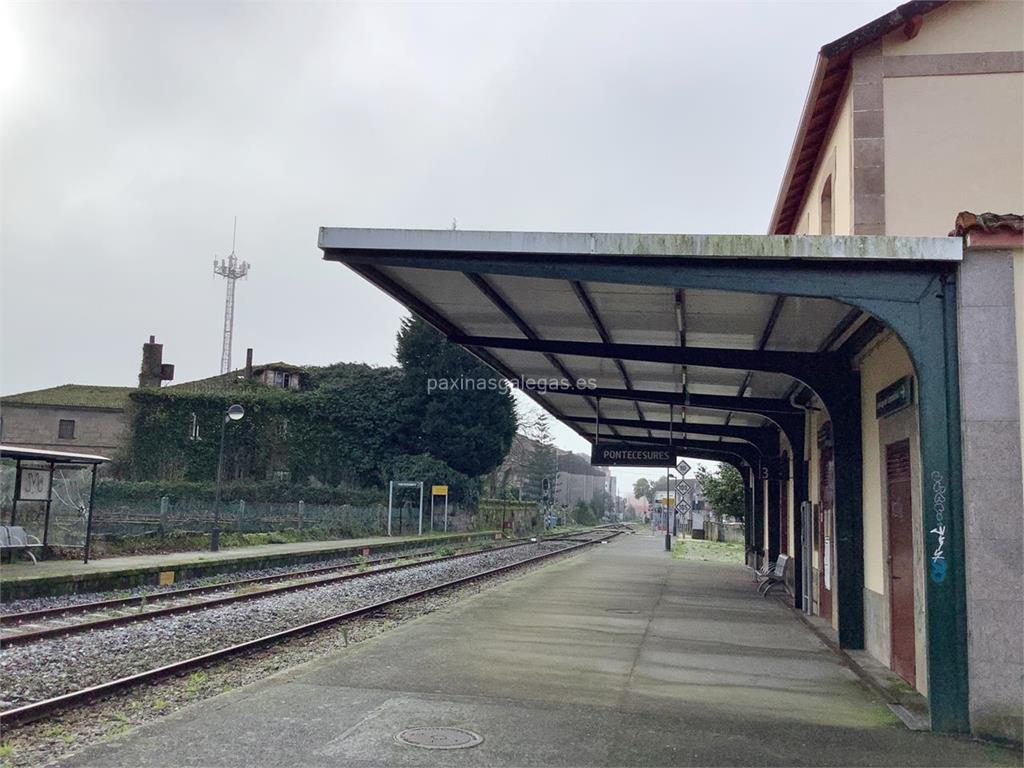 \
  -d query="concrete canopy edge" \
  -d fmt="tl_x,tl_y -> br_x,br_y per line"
319,228 -> 963,263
